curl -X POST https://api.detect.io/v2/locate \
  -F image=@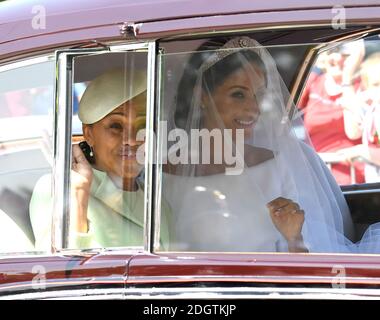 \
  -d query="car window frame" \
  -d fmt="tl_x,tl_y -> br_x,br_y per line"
0,40 -> 158,258
292,27 -> 380,193
151,28 -> 380,258
0,53 -> 55,257
53,41 -> 157,254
